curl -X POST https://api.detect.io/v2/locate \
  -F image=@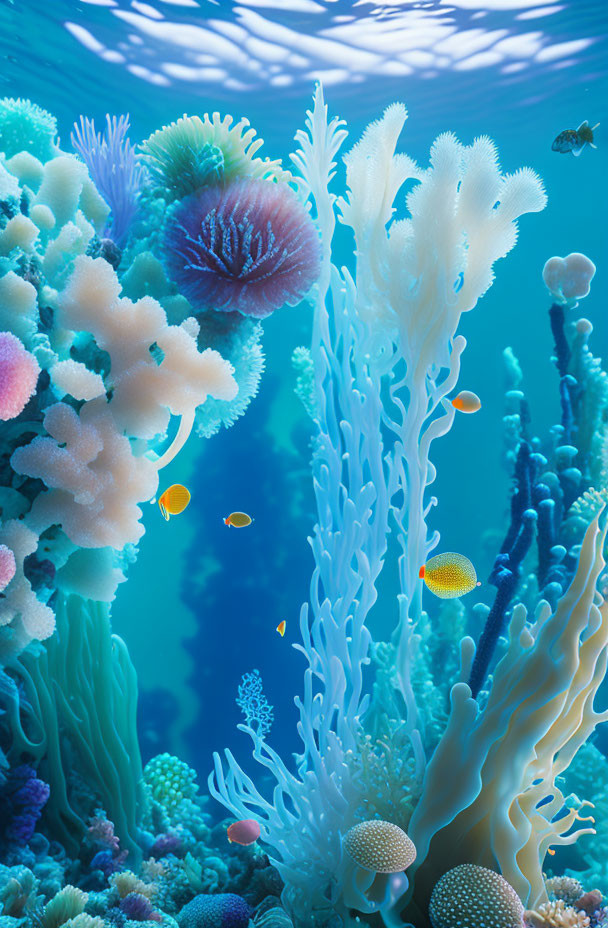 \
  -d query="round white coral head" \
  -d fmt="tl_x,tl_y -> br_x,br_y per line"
542,252 -> 596,305
343,820 -> 416,874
